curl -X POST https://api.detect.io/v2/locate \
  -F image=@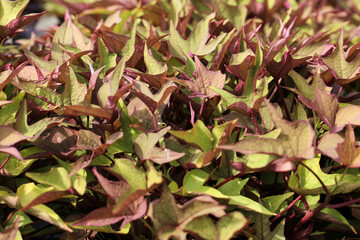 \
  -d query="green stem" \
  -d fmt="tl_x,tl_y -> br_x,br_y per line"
140,218 -> 156,236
